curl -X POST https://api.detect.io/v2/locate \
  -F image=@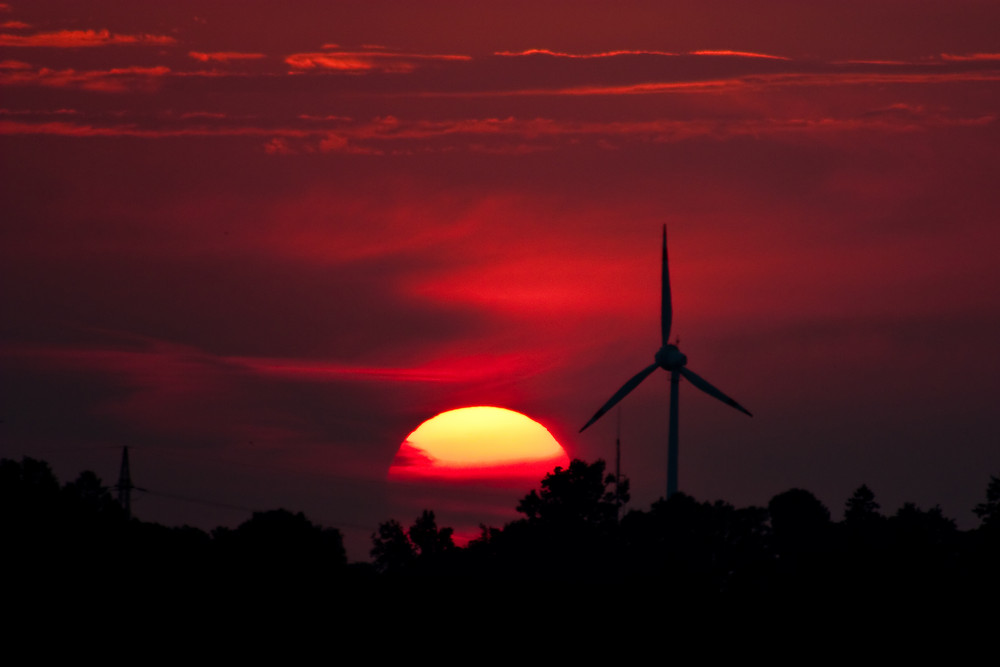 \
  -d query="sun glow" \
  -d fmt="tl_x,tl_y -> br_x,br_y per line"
390,406 -> 569,482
